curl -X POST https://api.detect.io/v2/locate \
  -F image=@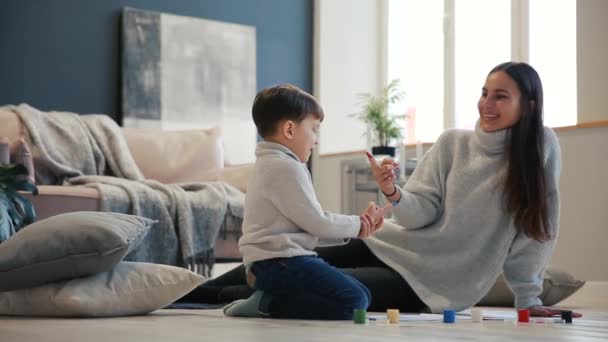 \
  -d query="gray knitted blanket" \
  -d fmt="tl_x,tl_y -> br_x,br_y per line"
10,104 -> 244,276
